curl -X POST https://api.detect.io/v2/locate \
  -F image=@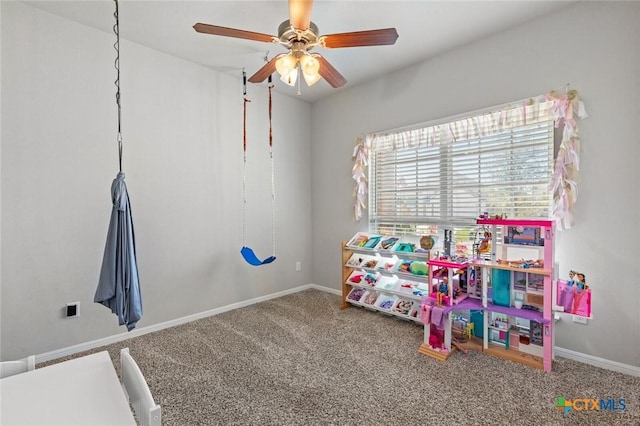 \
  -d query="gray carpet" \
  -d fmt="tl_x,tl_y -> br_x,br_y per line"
47,289 -> 639,425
